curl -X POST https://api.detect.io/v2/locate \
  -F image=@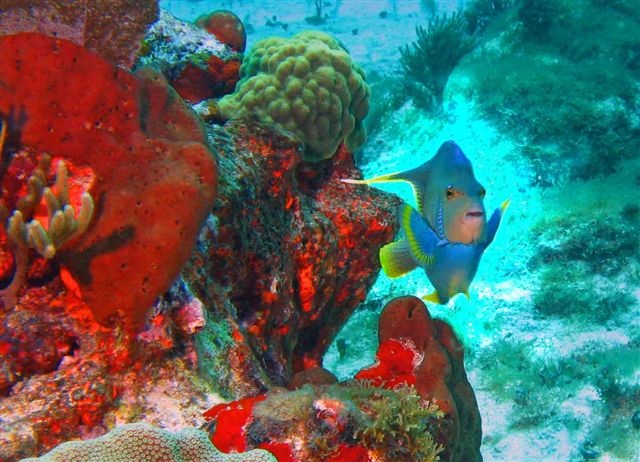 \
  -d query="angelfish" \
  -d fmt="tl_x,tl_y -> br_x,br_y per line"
343,141 -> 509,304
